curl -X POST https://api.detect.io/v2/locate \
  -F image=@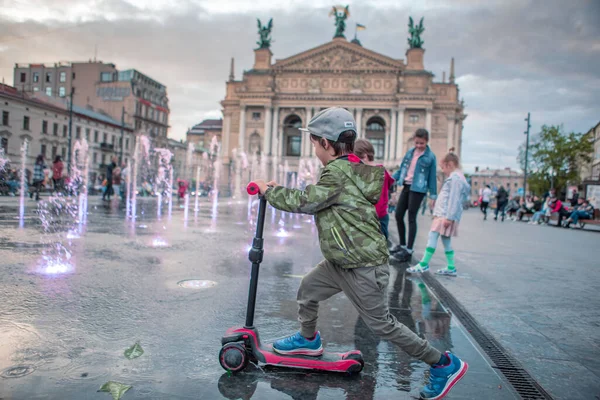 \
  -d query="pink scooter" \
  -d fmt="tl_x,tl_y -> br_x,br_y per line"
218,182 -> 364,374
